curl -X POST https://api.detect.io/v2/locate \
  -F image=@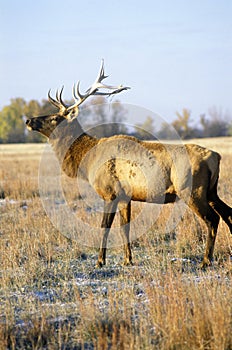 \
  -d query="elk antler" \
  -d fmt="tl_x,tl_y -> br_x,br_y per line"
48,86 -> 68,114
67,59 -> 130,112
48,60 -> 130,119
